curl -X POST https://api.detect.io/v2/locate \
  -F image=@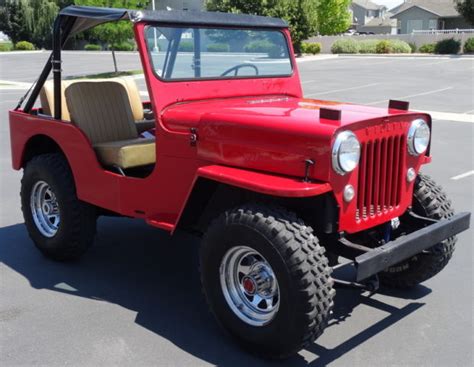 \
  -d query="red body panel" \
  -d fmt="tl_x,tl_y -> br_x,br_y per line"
9,23 -> 430,234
